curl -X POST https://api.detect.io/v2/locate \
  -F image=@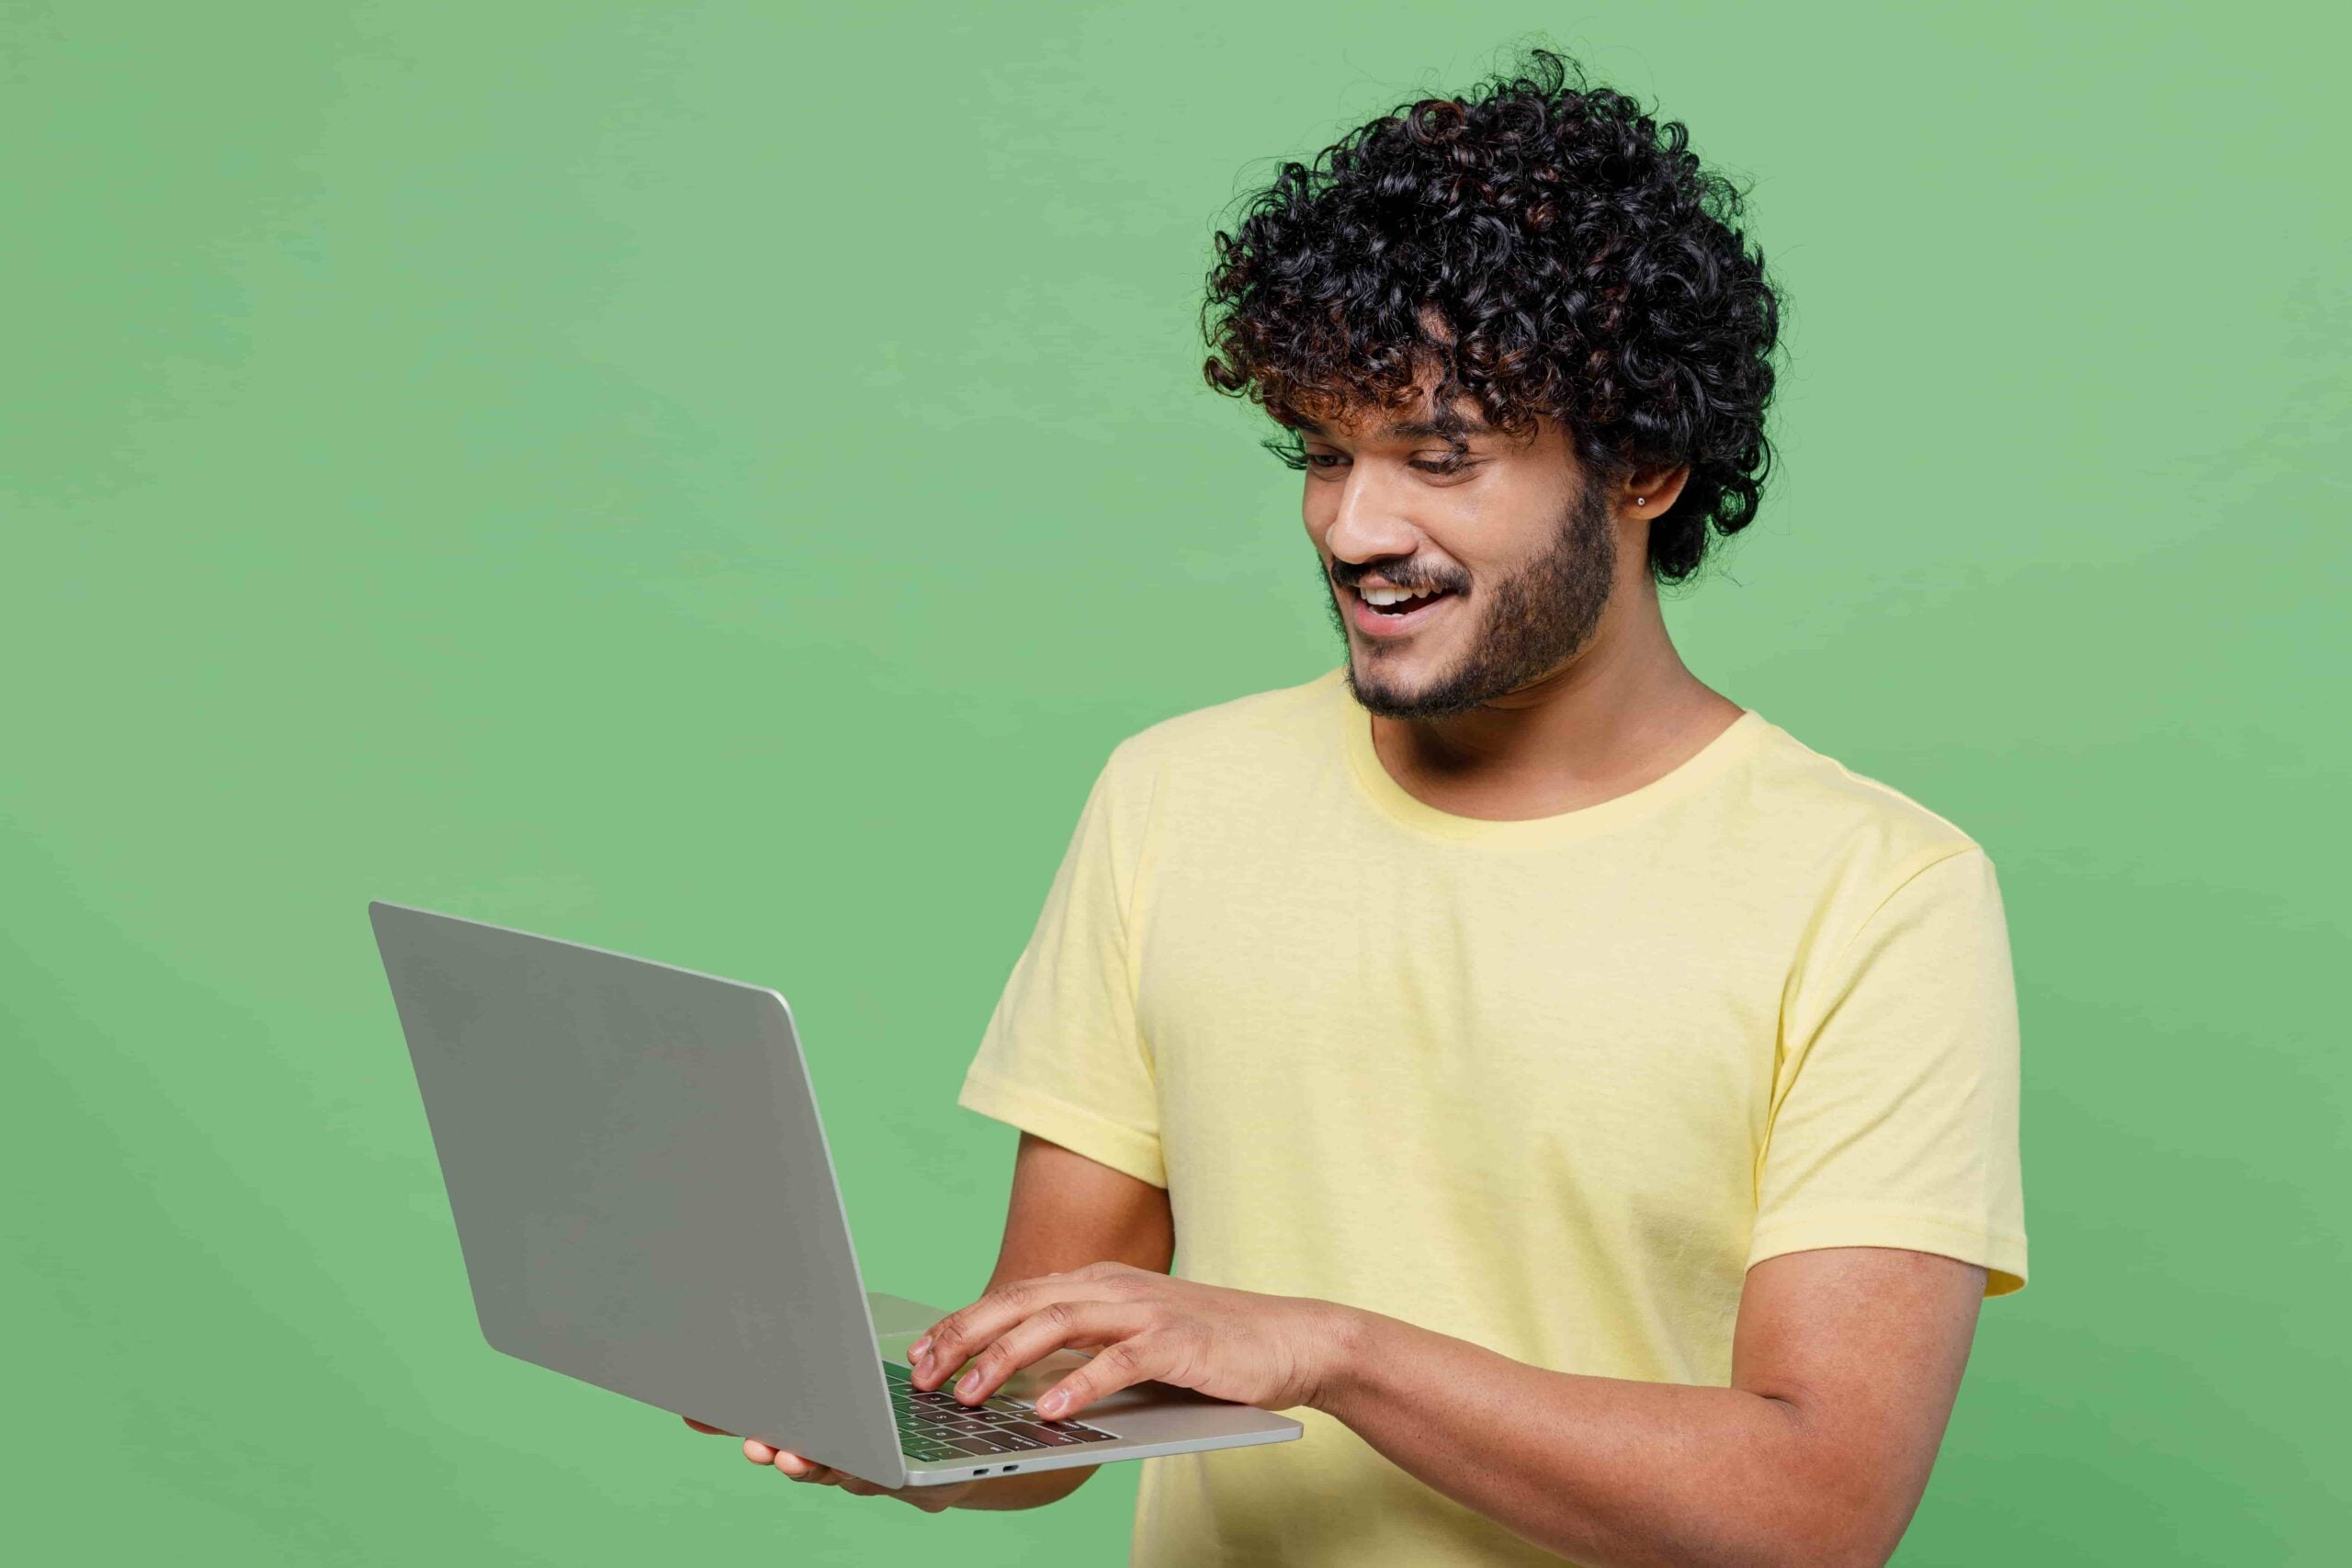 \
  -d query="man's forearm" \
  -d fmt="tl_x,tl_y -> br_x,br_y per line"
1315,1309 -> 1894,1568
